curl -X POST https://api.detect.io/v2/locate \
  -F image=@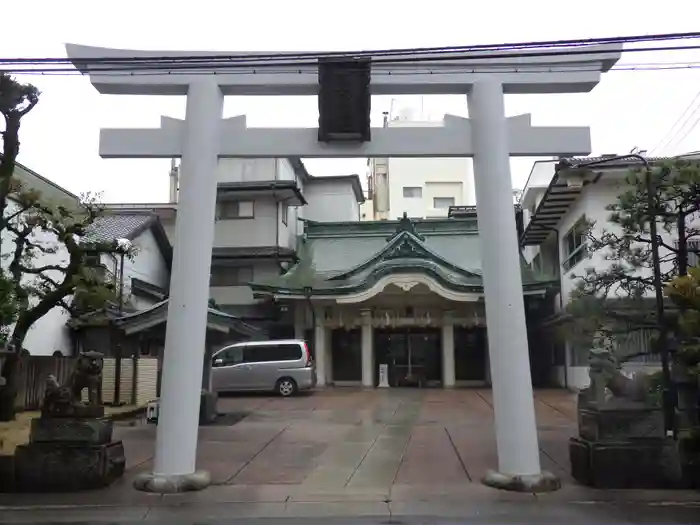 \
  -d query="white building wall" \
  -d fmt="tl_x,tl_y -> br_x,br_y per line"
557,179 -> 680,305
213,198 -> 278,248
304,181 -> 360,222
386,157 -> 474,219
209,261 -> 278,305
217,158 -> 278,183
106,228 -> 170,311
2,199 -> 73,356
276,158 -> 298,184
161,218 -> 176,242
